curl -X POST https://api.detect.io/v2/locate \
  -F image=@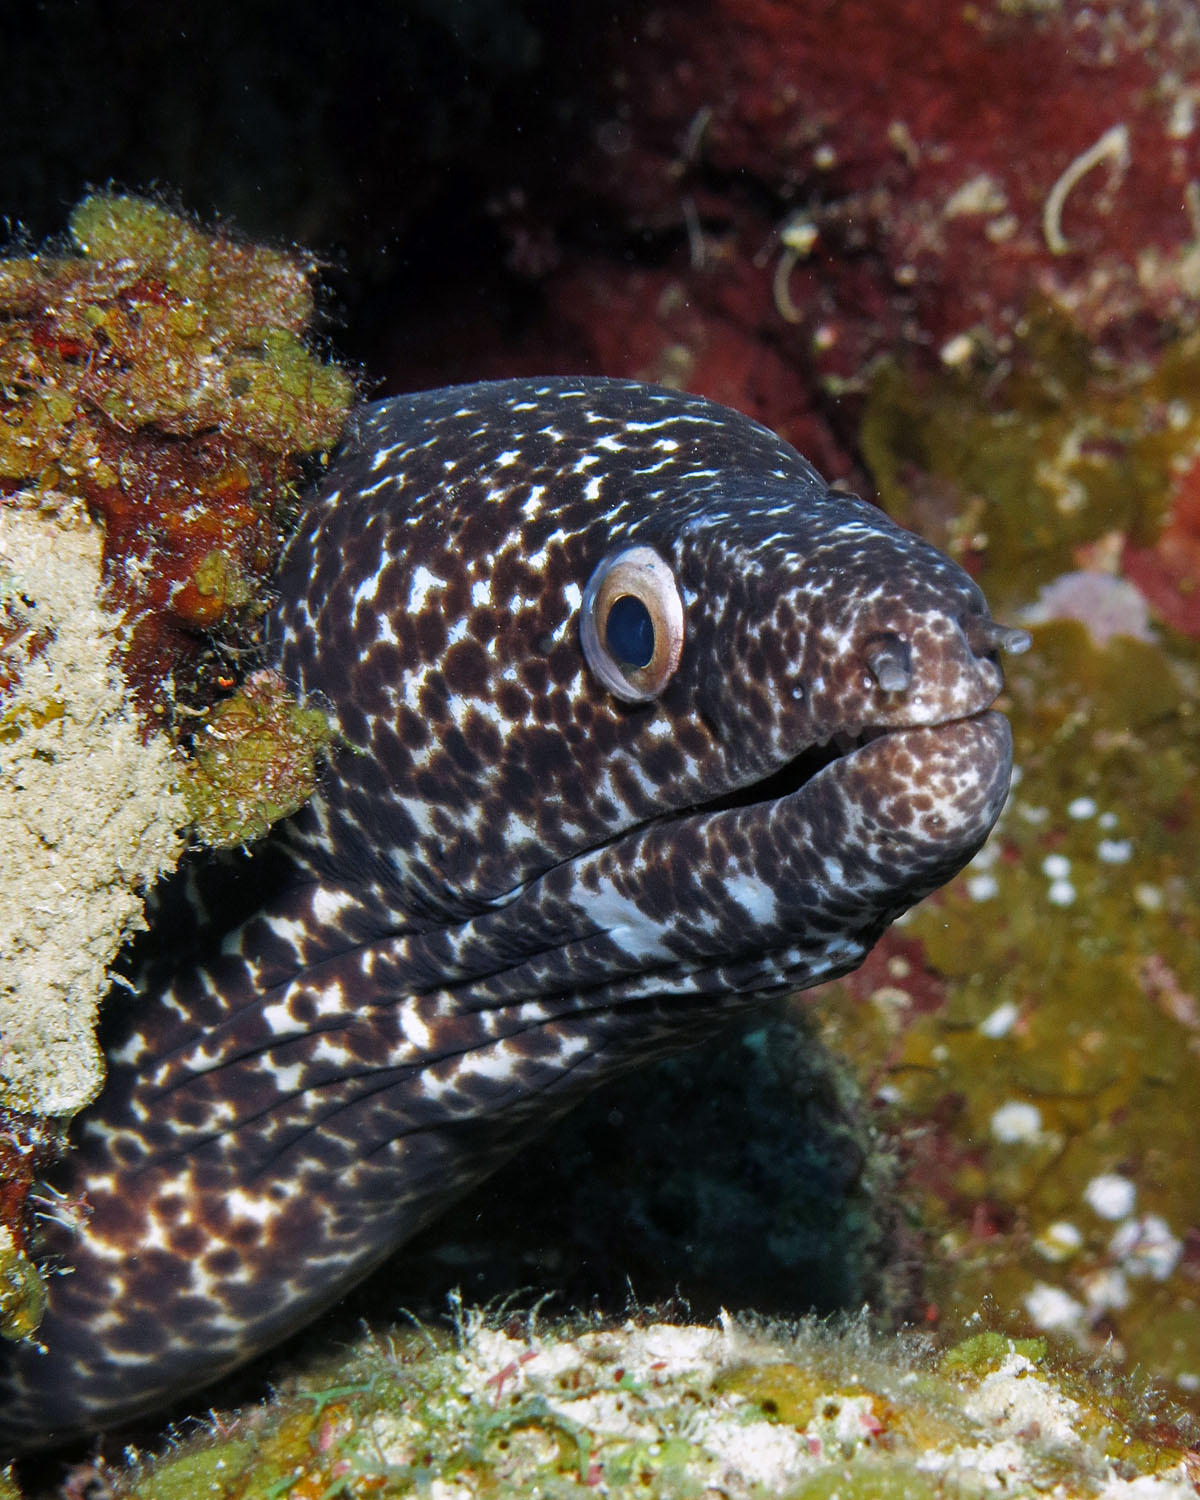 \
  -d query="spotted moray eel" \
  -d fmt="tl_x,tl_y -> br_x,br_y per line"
0,377 -> 1027,1452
